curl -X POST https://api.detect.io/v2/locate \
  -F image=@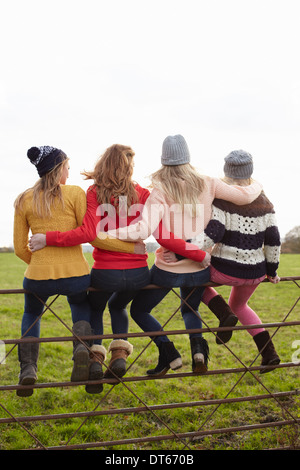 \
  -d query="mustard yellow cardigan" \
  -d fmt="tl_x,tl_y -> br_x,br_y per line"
13,185 -> 134,280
